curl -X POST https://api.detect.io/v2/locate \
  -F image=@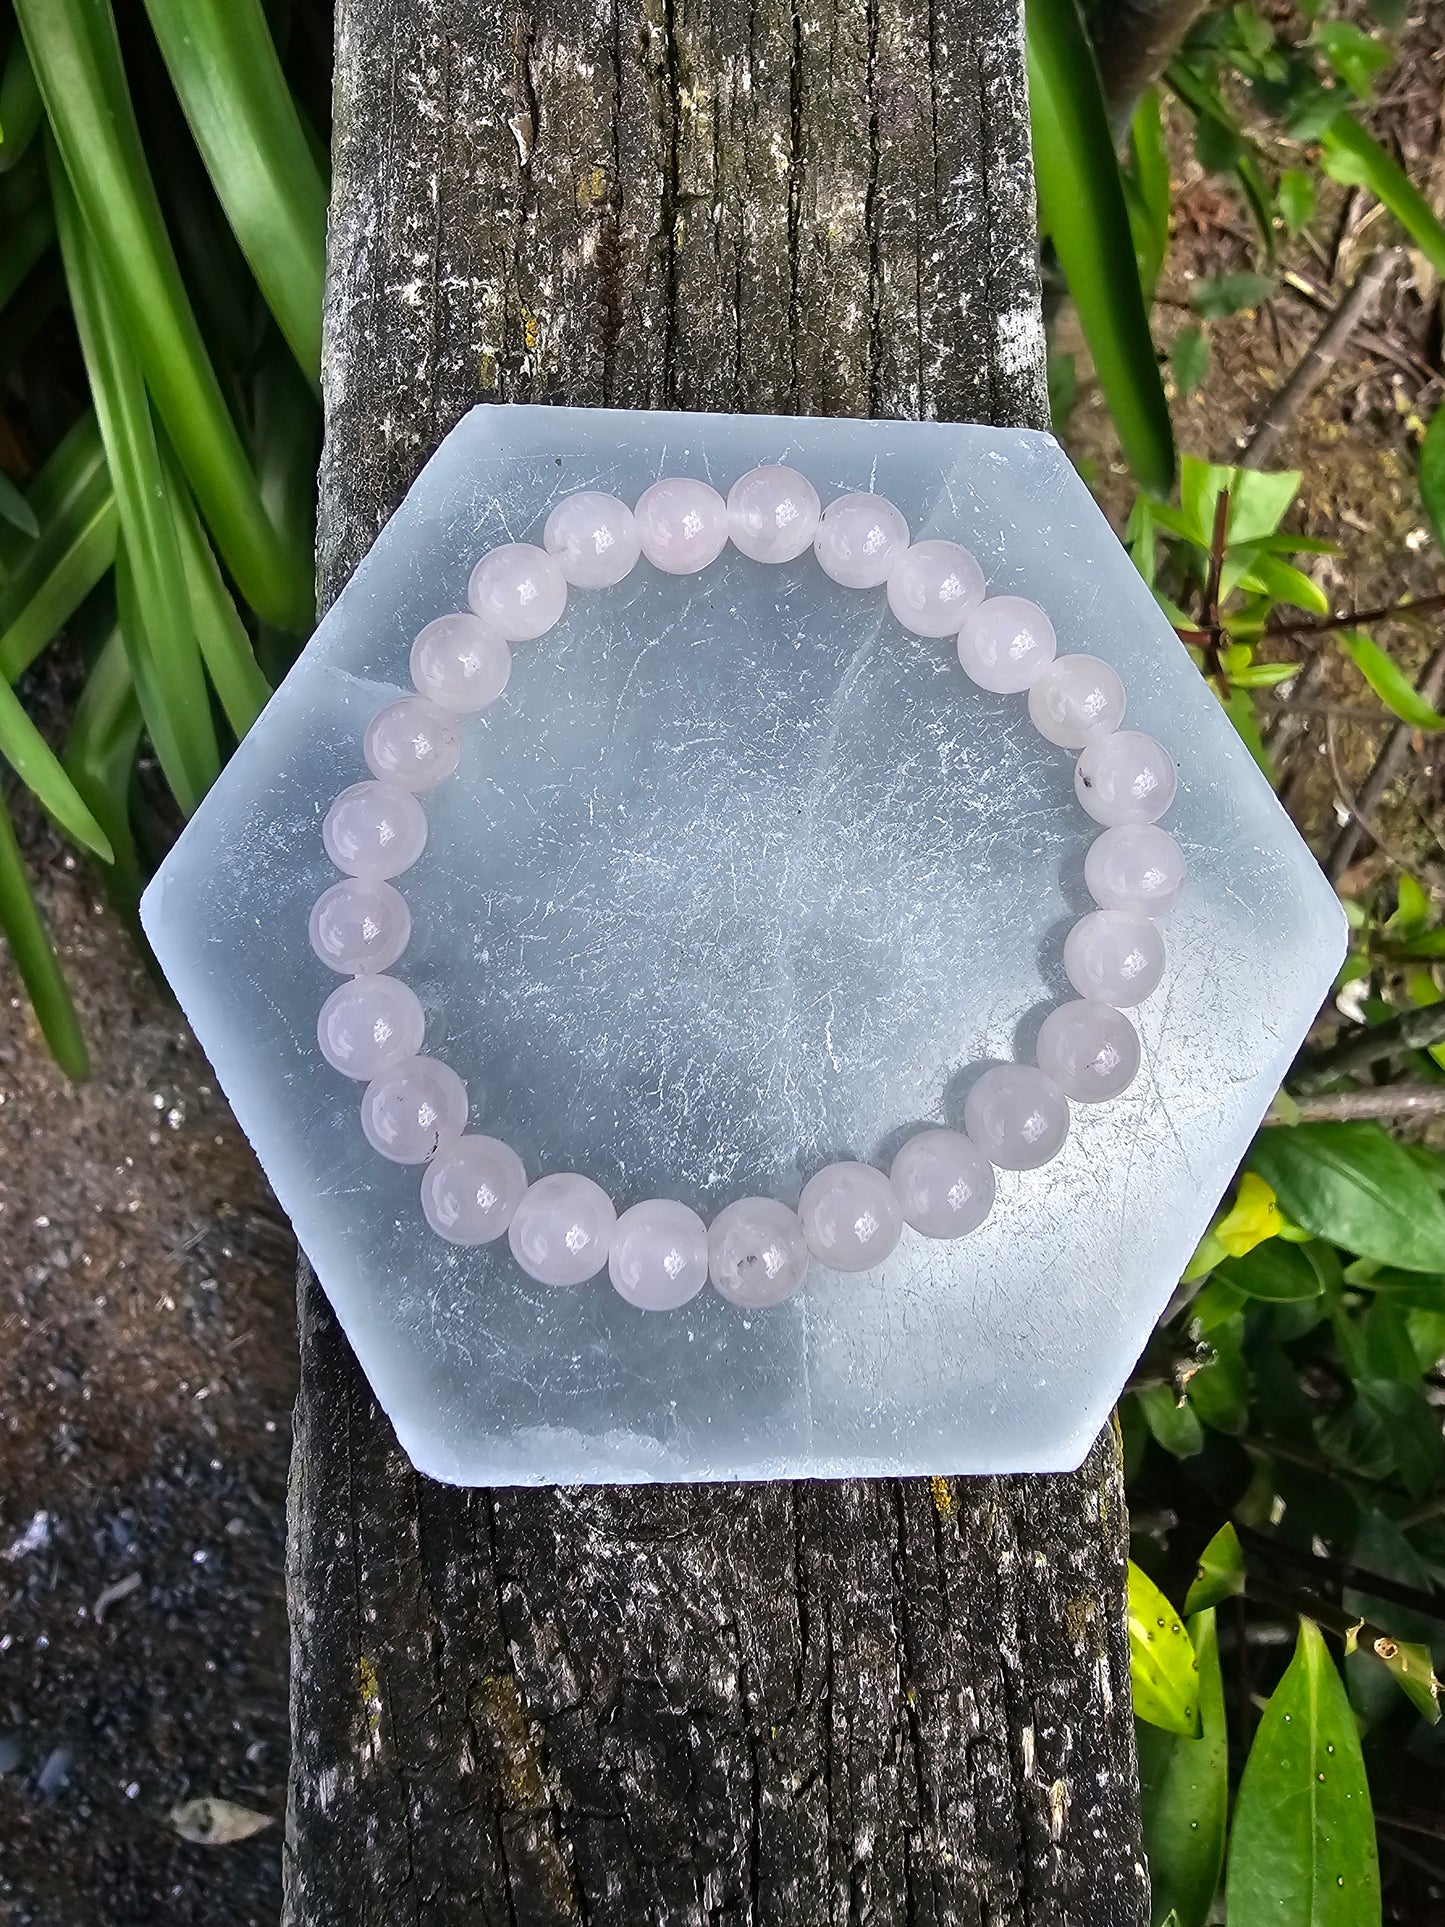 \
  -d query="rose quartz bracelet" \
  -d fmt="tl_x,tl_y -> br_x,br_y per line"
309,466 -> 1183,1311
